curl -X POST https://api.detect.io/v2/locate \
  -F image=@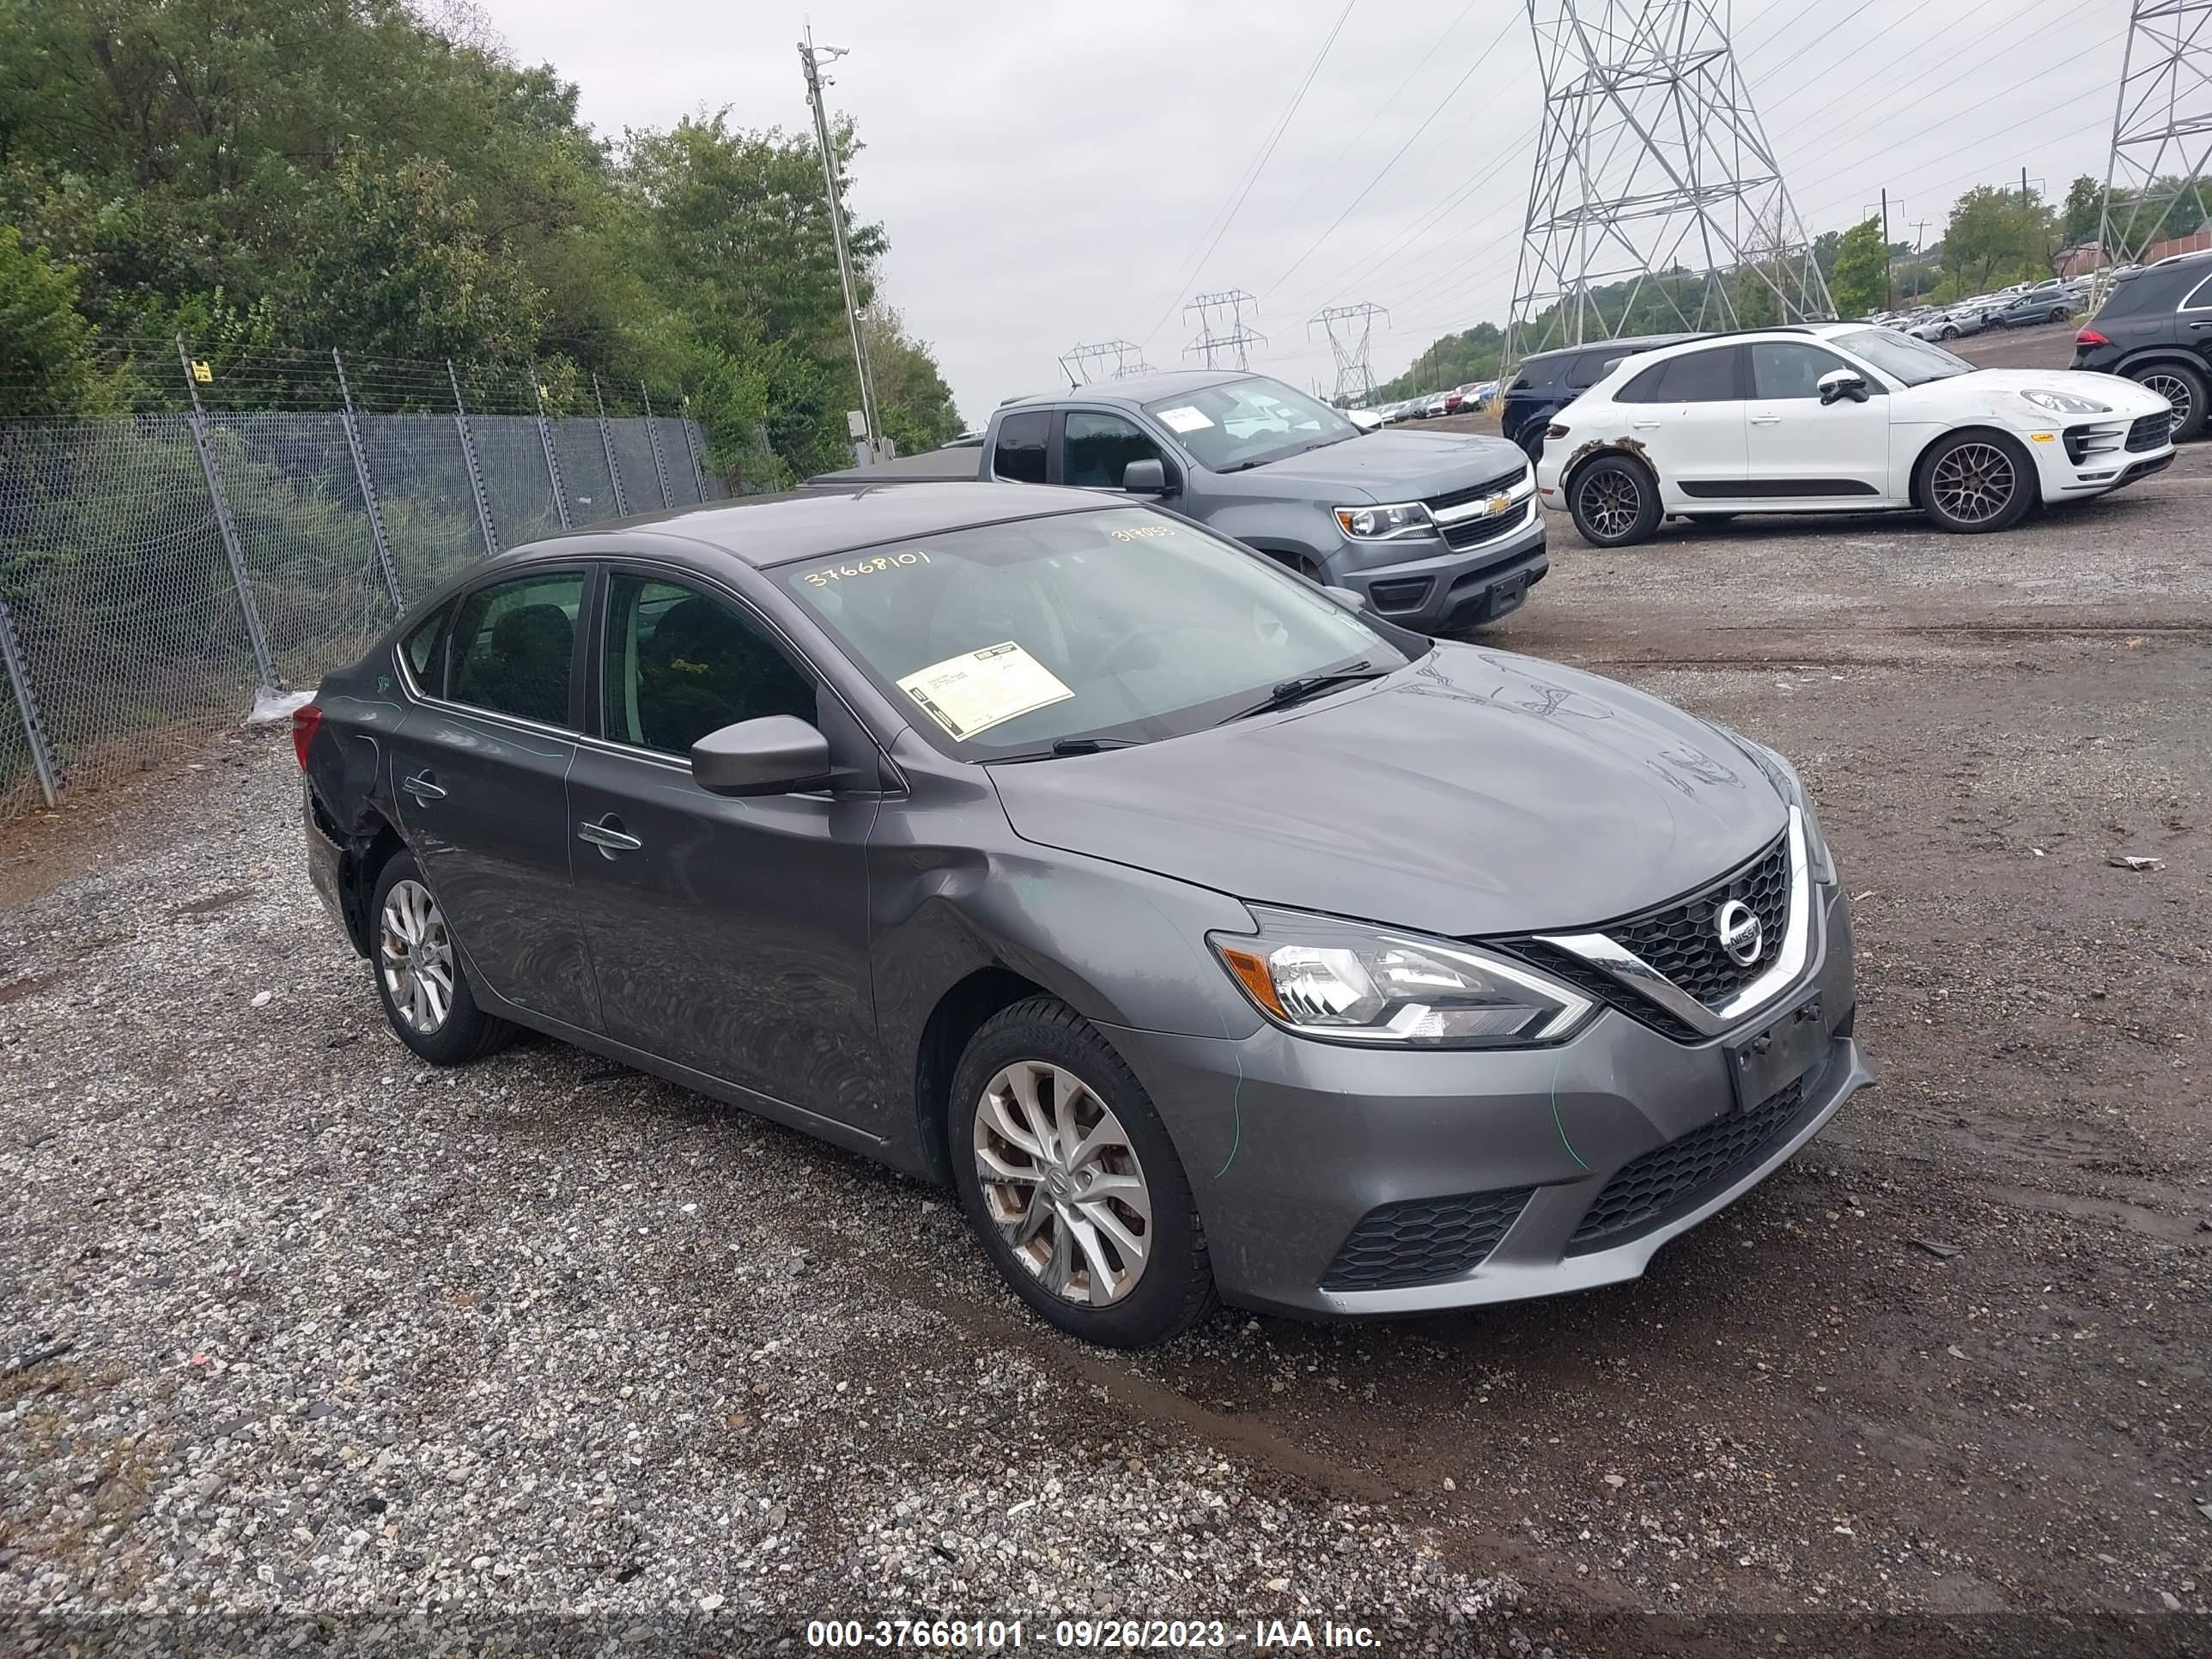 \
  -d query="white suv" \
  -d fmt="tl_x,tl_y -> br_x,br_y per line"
1533,325 -> 2175,545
